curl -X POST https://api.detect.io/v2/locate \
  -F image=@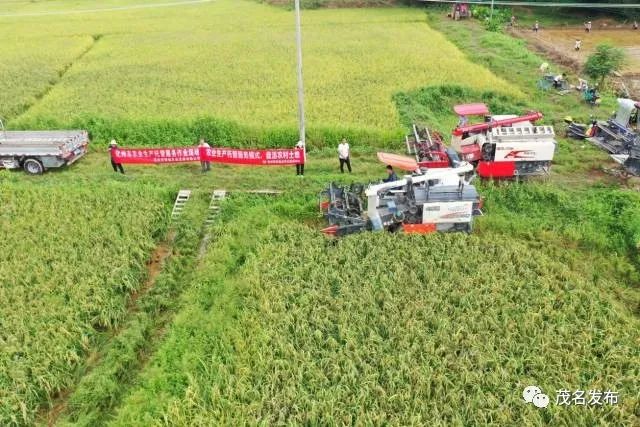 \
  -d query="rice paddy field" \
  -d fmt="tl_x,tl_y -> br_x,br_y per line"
0,1 -> 639,426
0,0 -> 517,146
0,182 -> 171,425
